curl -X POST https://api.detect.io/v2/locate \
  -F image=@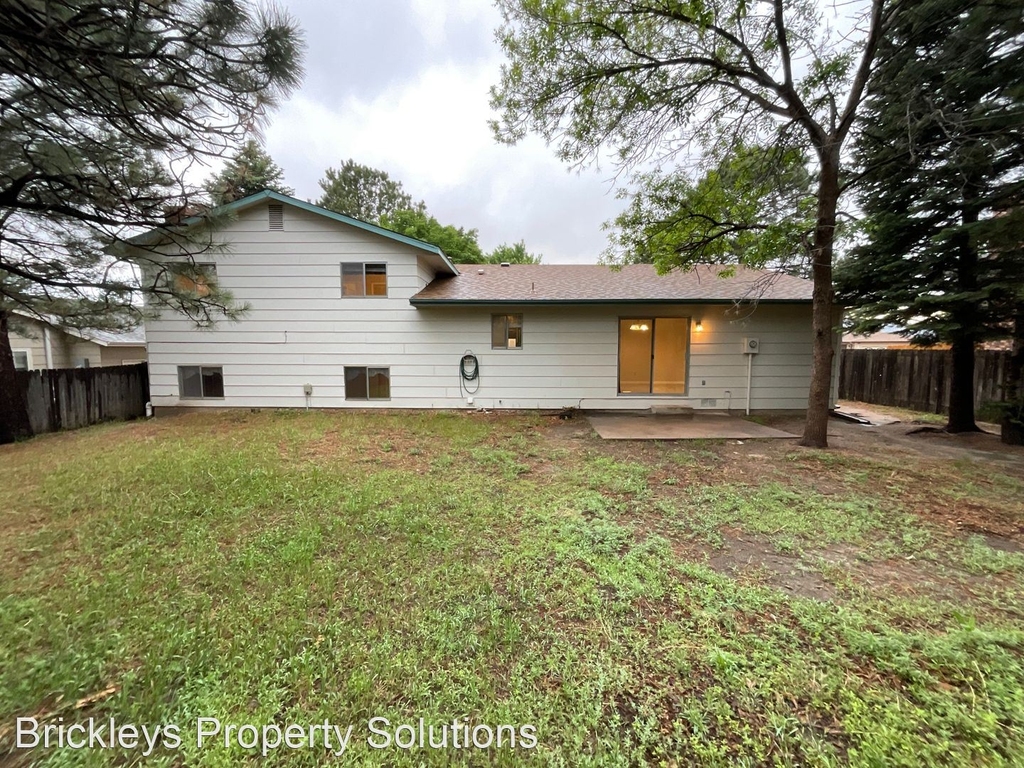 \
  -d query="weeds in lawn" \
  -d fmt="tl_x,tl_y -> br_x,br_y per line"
1,411 -> 1022,766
